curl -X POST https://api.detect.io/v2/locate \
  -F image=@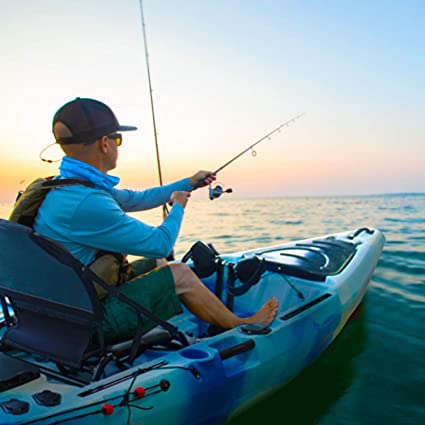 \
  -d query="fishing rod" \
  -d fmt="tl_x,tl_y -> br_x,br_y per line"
215,113 -> 305,175
139,0 -> 169,219
139,2 -> 304,202
196,113 -> 305,199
